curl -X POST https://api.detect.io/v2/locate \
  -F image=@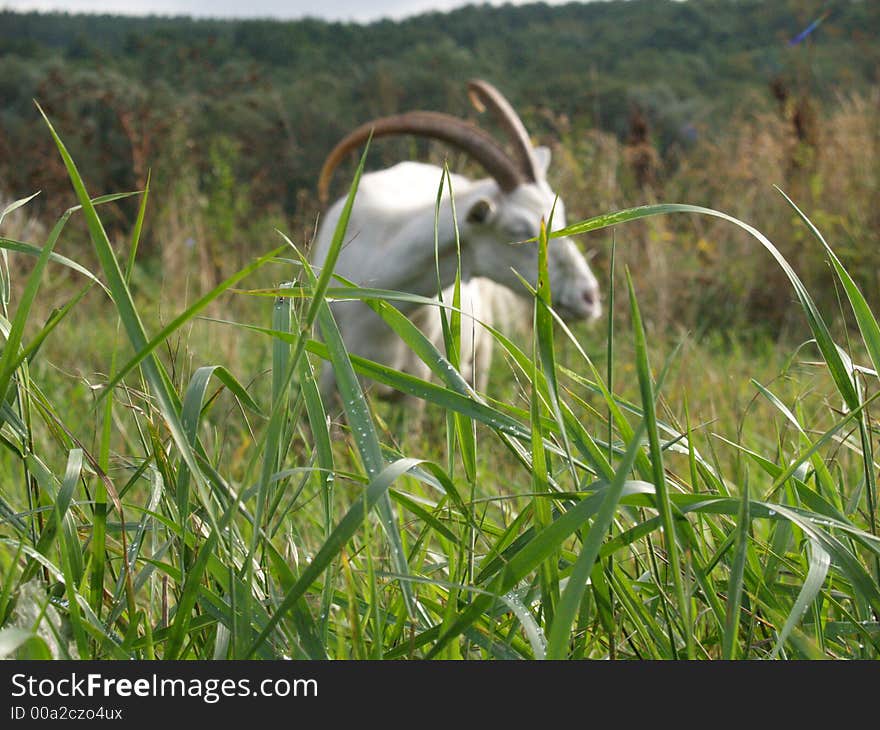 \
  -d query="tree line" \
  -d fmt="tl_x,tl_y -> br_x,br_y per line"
0,0 -> 875,236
